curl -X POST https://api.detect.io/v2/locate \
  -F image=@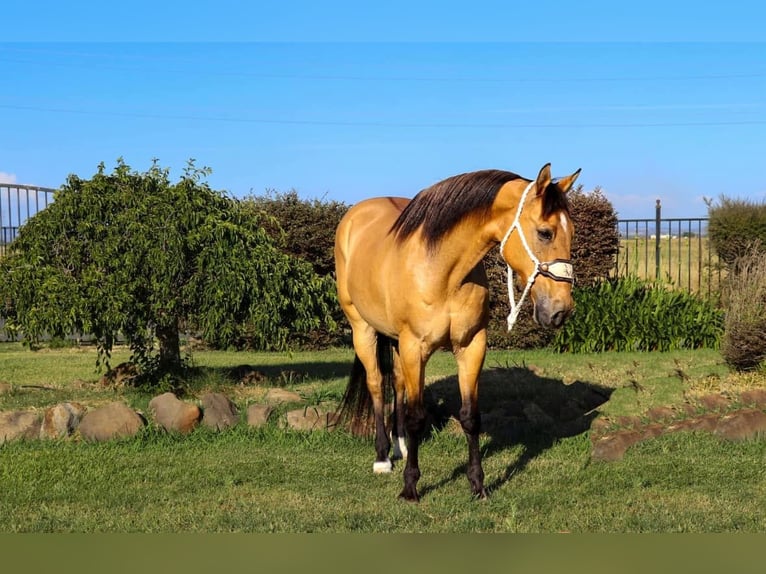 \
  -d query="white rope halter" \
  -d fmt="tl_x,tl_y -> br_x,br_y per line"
498,180 -> 574,331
